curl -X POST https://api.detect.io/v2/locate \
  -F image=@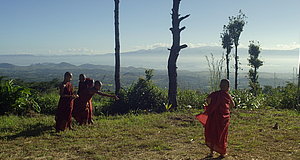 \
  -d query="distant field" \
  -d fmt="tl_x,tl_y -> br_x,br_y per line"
0,62 -> 293,92
0,108 -> 299,160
